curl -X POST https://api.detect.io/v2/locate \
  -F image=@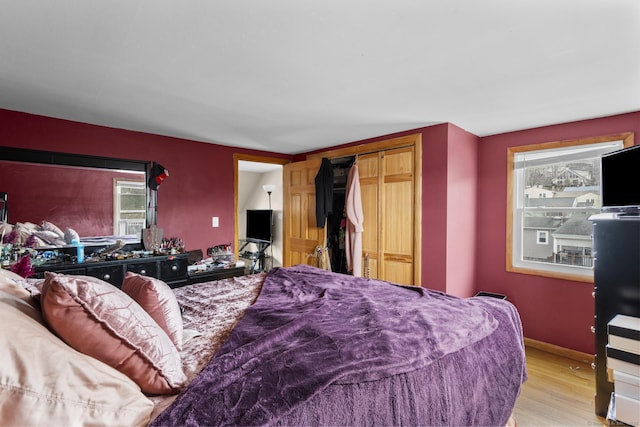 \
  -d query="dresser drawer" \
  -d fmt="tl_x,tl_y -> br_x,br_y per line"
160,257 -> 188,284
126,261 -> 159,278
86,265 -> 124,287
